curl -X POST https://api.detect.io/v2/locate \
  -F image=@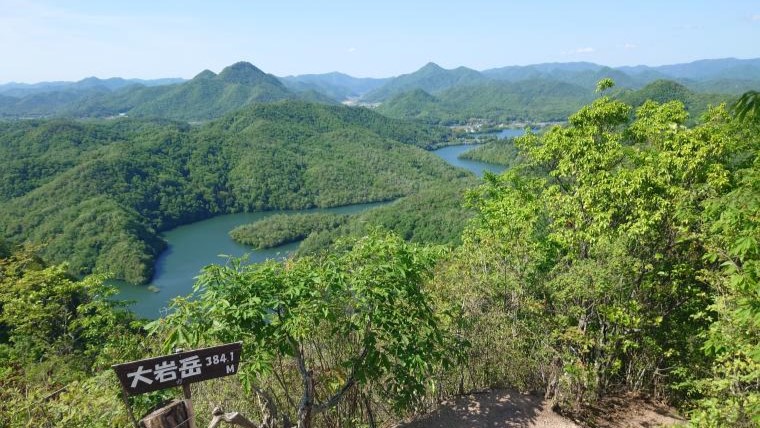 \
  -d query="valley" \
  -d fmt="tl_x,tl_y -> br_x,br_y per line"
0,100 -> 460,284
114,142 -> 512,318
